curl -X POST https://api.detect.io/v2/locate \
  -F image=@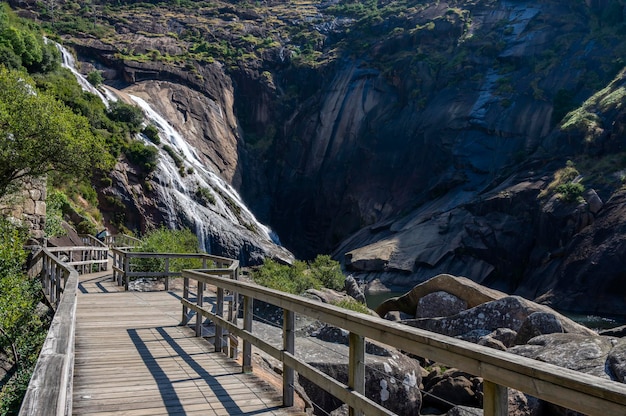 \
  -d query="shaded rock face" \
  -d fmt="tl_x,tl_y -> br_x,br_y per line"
30,0 -> 626,314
